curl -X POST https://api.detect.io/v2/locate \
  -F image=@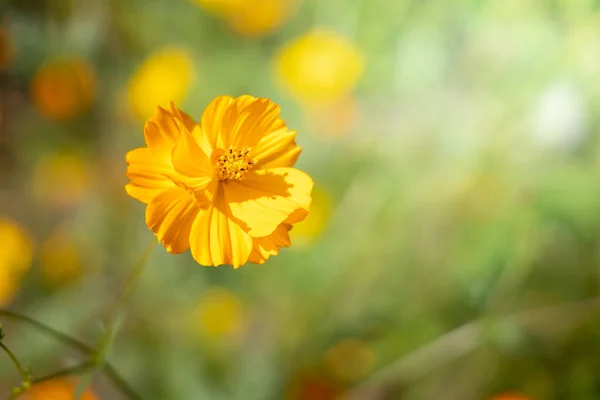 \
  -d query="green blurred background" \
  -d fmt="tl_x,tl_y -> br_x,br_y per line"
2,0 -> 600,399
